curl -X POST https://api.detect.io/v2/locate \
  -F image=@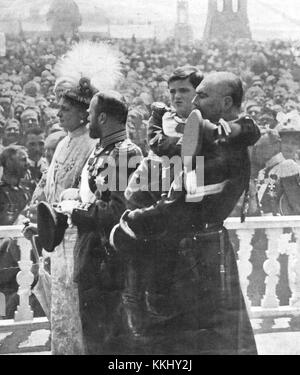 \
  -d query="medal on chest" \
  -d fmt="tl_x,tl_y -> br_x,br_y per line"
88,148 -> 110,193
